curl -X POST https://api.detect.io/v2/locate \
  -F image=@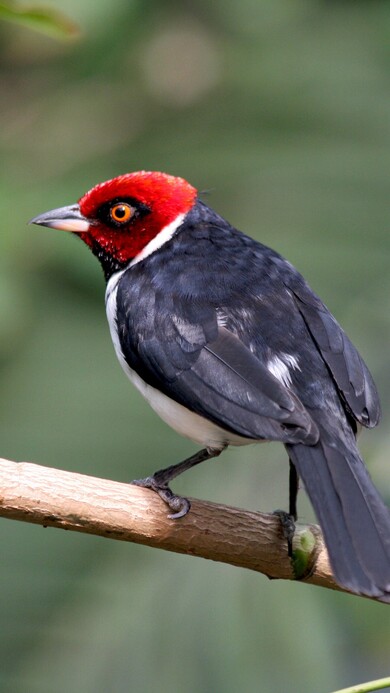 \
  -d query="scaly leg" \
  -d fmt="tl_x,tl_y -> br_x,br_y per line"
274,459 -> 299,557
289,459 -> 299,521
132,445 -> 226,519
